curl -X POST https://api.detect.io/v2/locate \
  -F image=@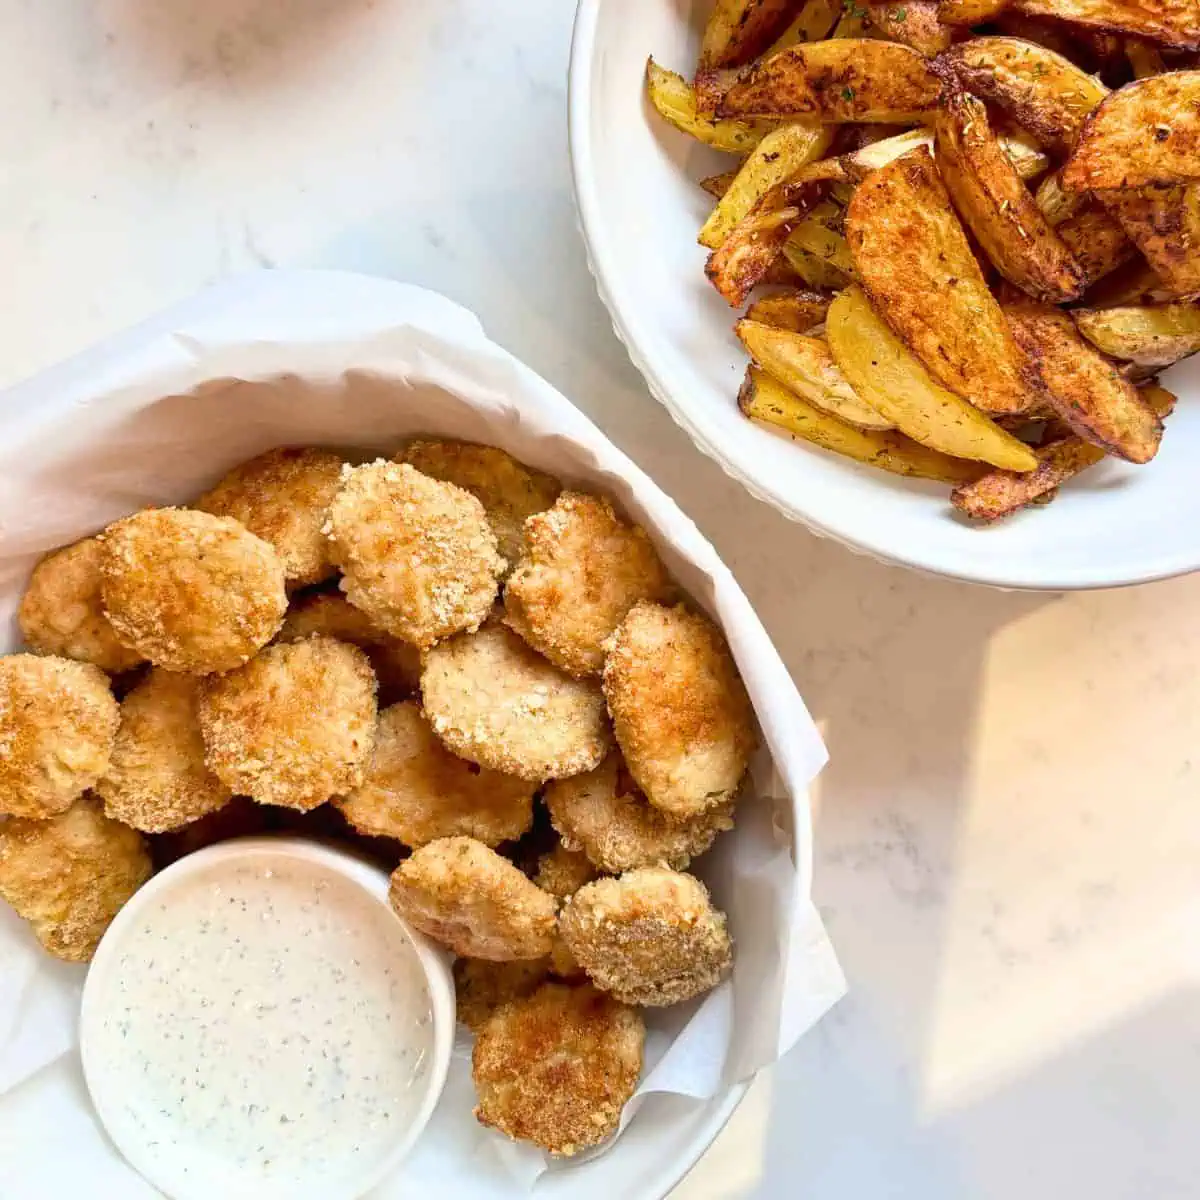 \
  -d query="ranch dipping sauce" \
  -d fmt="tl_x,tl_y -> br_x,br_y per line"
82,845 -> 440,1200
